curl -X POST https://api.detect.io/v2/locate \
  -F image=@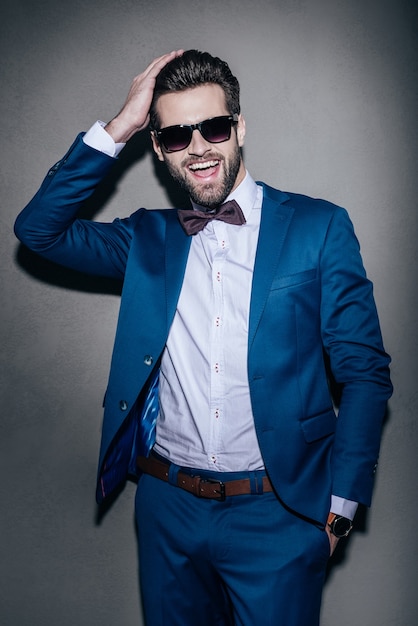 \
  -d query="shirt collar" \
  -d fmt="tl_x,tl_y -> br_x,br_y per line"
190,171 -> 258,222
